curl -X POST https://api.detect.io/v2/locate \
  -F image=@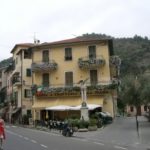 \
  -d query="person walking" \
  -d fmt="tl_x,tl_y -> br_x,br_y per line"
0,120 -> 5,150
